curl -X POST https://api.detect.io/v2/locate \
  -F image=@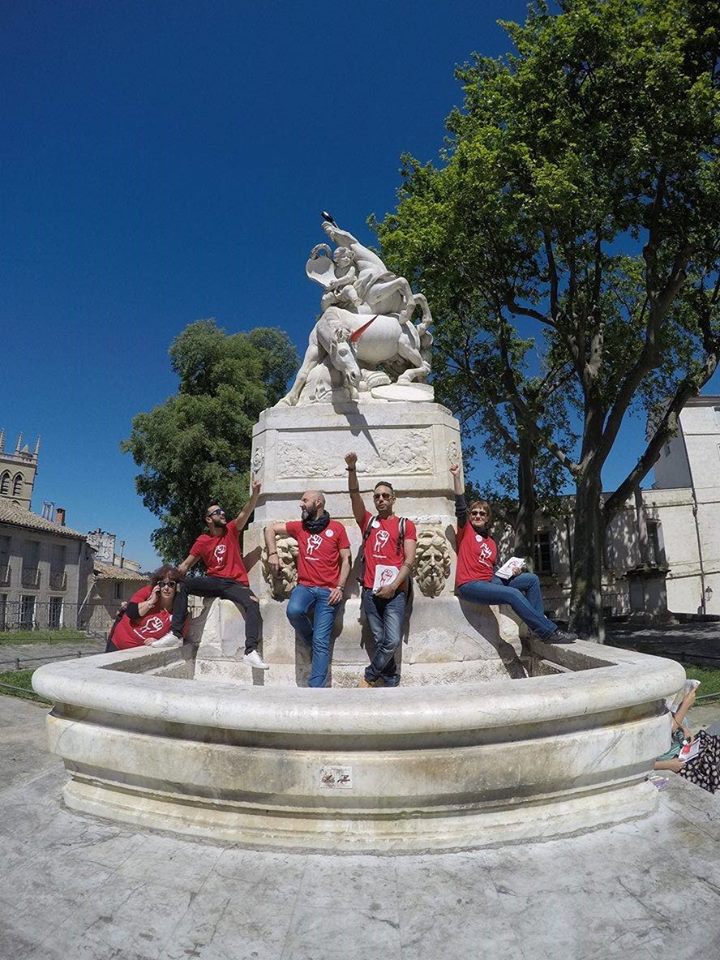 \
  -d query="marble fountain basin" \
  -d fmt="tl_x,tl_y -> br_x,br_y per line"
32,639 -> 684,853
